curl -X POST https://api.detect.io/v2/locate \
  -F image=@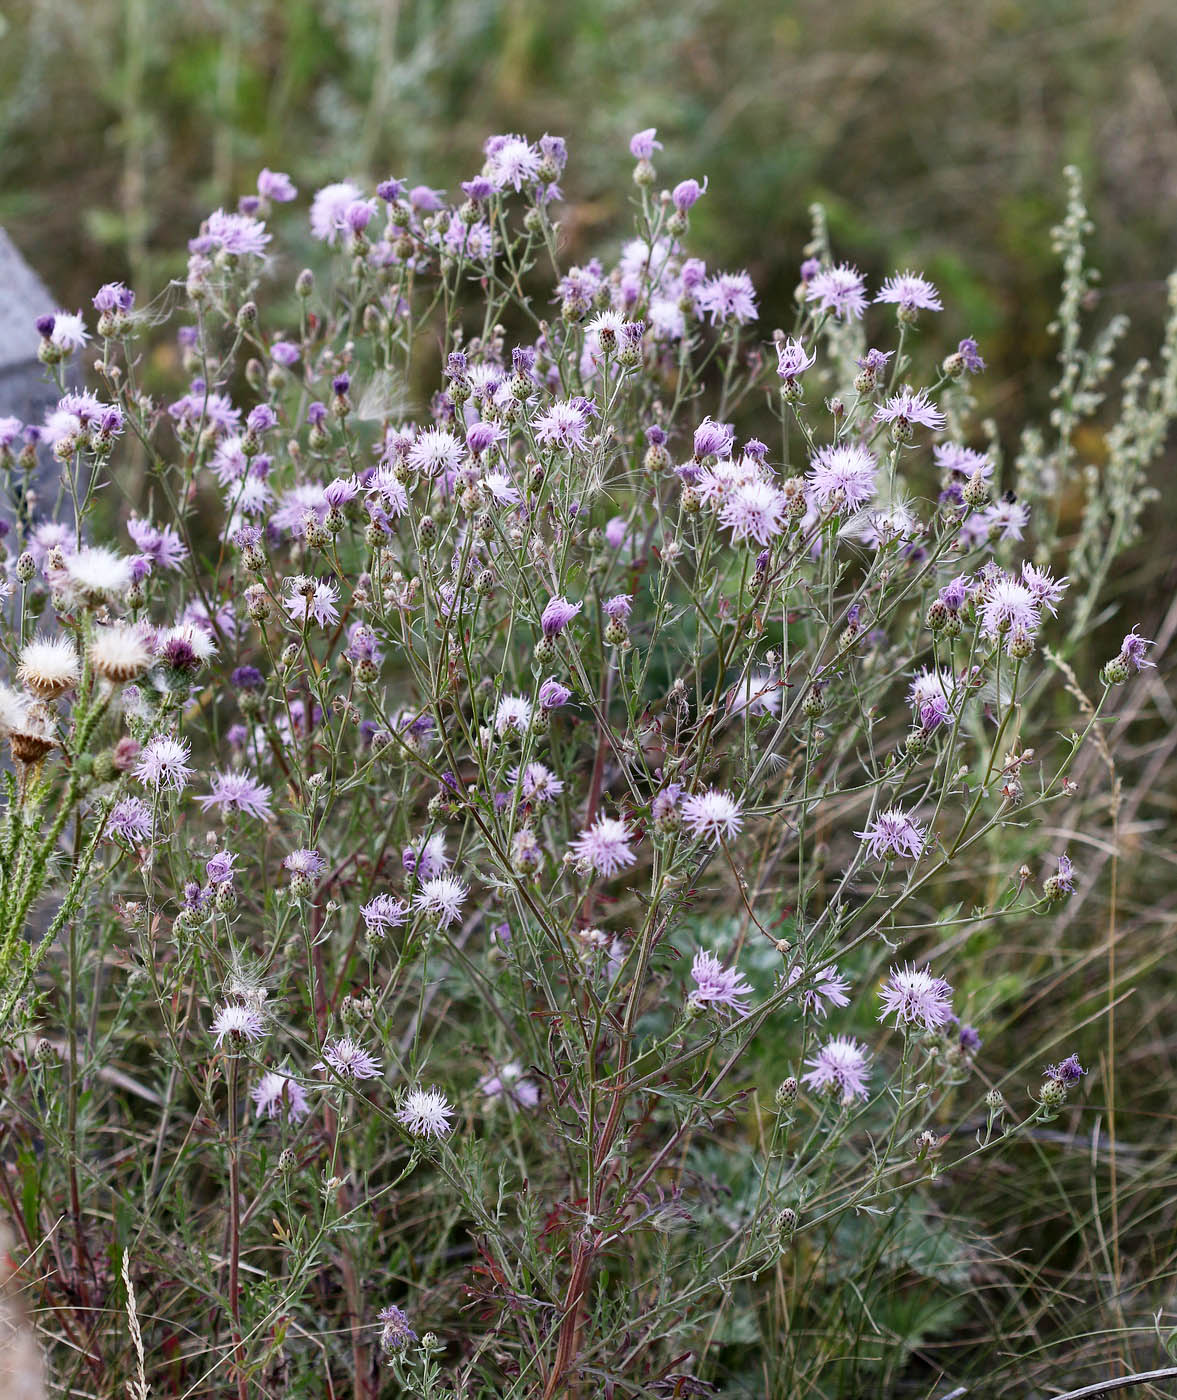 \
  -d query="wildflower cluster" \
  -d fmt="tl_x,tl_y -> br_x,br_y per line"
0,132 -> 1165,1397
